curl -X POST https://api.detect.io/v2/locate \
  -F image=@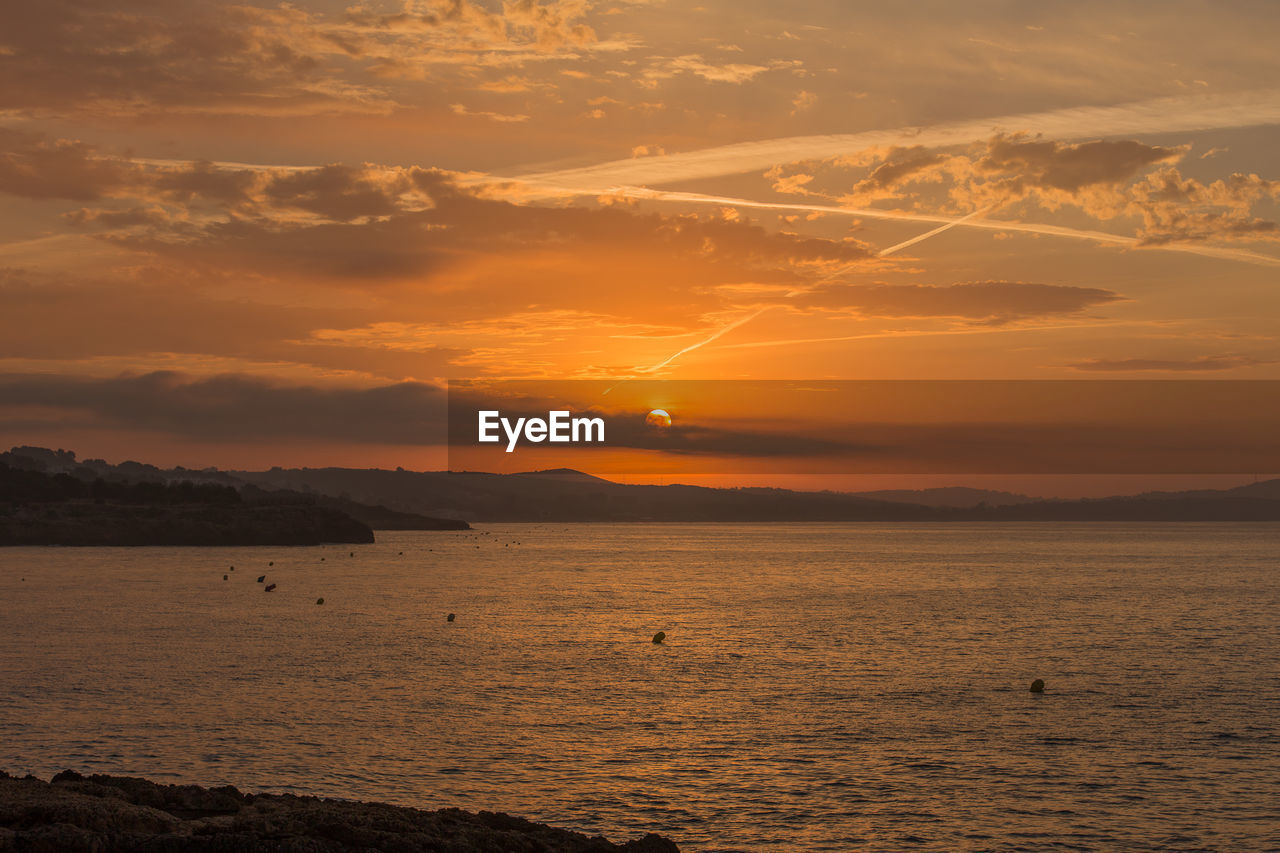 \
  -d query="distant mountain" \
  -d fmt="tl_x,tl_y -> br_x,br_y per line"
843,486 -> 1037,508
1131,479 -> 1280,502
231,464 -> 1280,523
514,468 -> 615,484
234,467 -> 942,522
